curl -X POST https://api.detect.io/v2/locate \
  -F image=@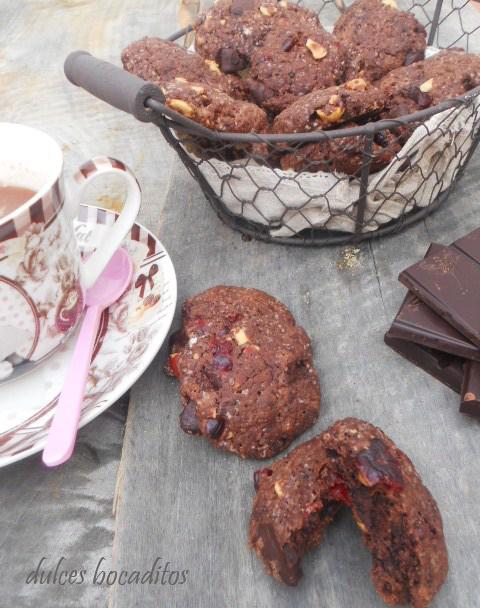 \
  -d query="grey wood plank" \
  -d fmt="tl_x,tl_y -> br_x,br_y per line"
0,1 -> 178,606
111,149 -> 480,608
0,403 -> 126,608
